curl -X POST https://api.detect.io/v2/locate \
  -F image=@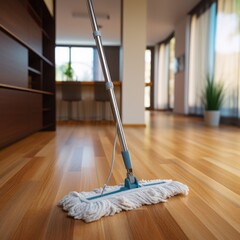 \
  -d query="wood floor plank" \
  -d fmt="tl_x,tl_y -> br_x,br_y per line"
147,204 -> 189,240
0,112 -> 240,239
166,197 -> 218,240
0,182 -> 38,240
